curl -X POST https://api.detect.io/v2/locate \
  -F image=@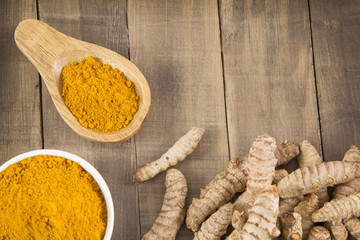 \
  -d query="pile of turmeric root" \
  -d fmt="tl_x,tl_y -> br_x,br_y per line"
134,127 -> 360,240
